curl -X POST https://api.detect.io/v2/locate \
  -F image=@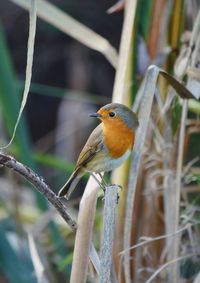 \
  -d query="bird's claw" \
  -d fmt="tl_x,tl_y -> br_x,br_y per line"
116,184 -> 123,190
101,186 -> 106,202
100,184 -> 121,204
117,192 -> 120,204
